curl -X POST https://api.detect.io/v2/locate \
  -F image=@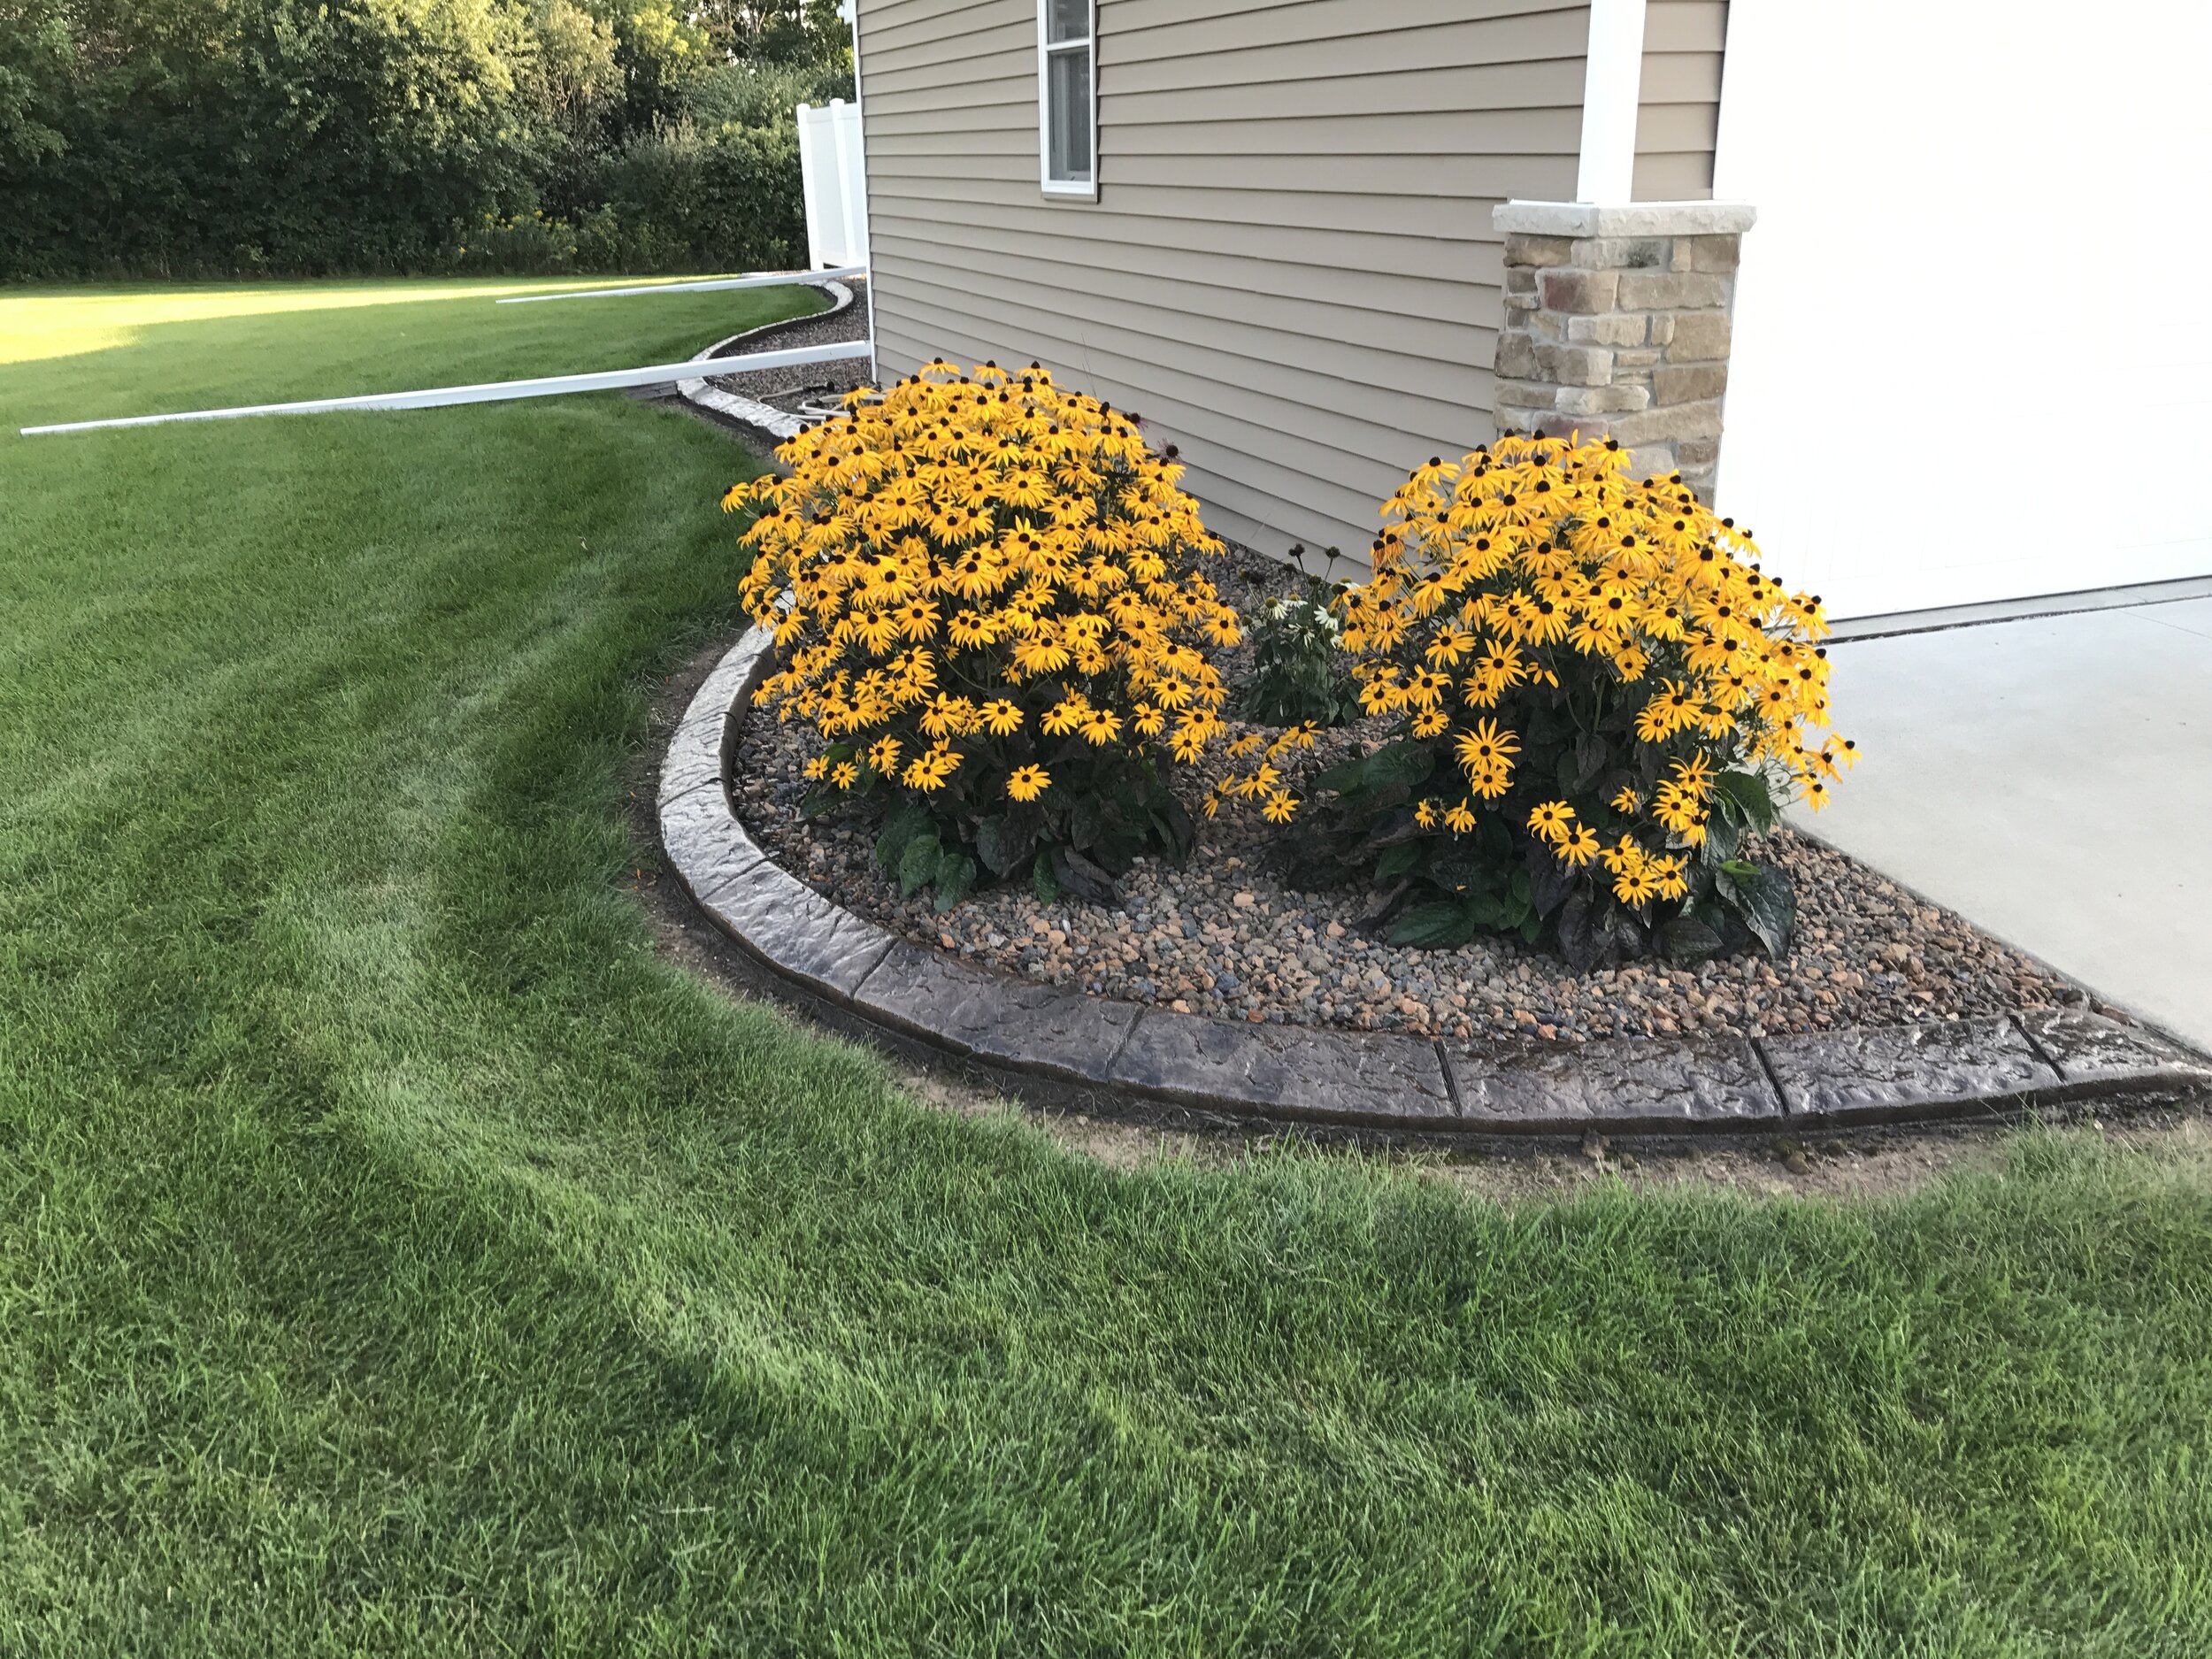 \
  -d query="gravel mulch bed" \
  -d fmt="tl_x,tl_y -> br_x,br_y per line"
726,547 -> 2083,1045
709,280 -> 872,415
